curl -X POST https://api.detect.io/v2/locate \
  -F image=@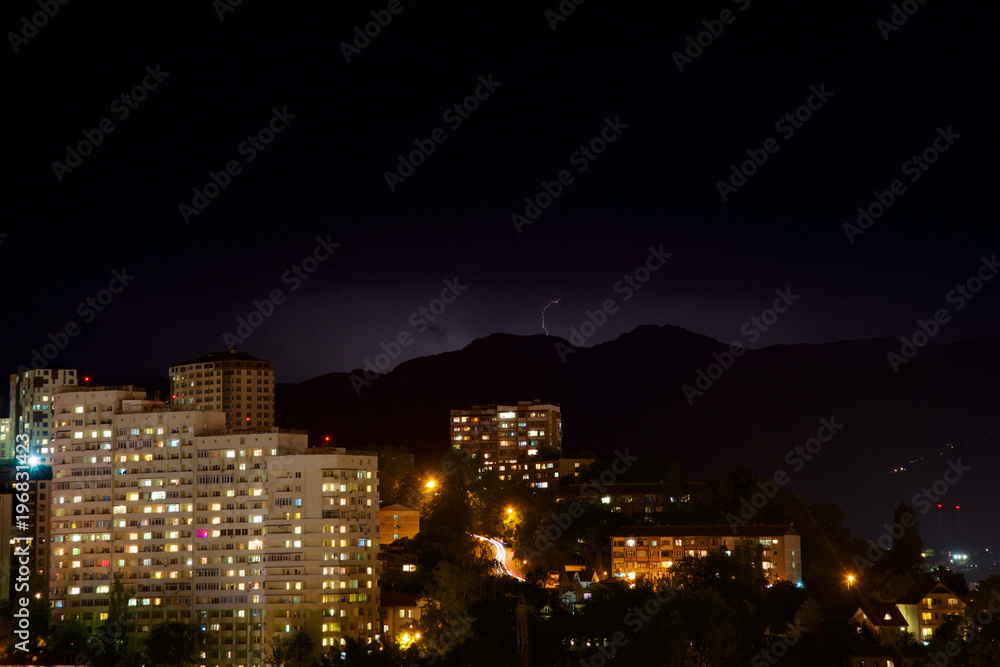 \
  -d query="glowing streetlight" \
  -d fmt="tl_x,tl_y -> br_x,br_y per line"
846,574 -> 855,590
425,479 -> 436,491
506,507 -> 515,515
